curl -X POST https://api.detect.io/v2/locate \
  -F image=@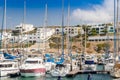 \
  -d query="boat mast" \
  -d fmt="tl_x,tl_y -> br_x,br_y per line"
43,3 -> 47,54
61,0 -> 64,56
24,0 -> 29,52
114,0 -> 117,62
4,0 -> 7,50
116,0 -> 119,58
67,3 -> 70,54
84,25 -> 87,54
21,0 -> 26,54
24,0 -> 28,52
0,0 -> 6,50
